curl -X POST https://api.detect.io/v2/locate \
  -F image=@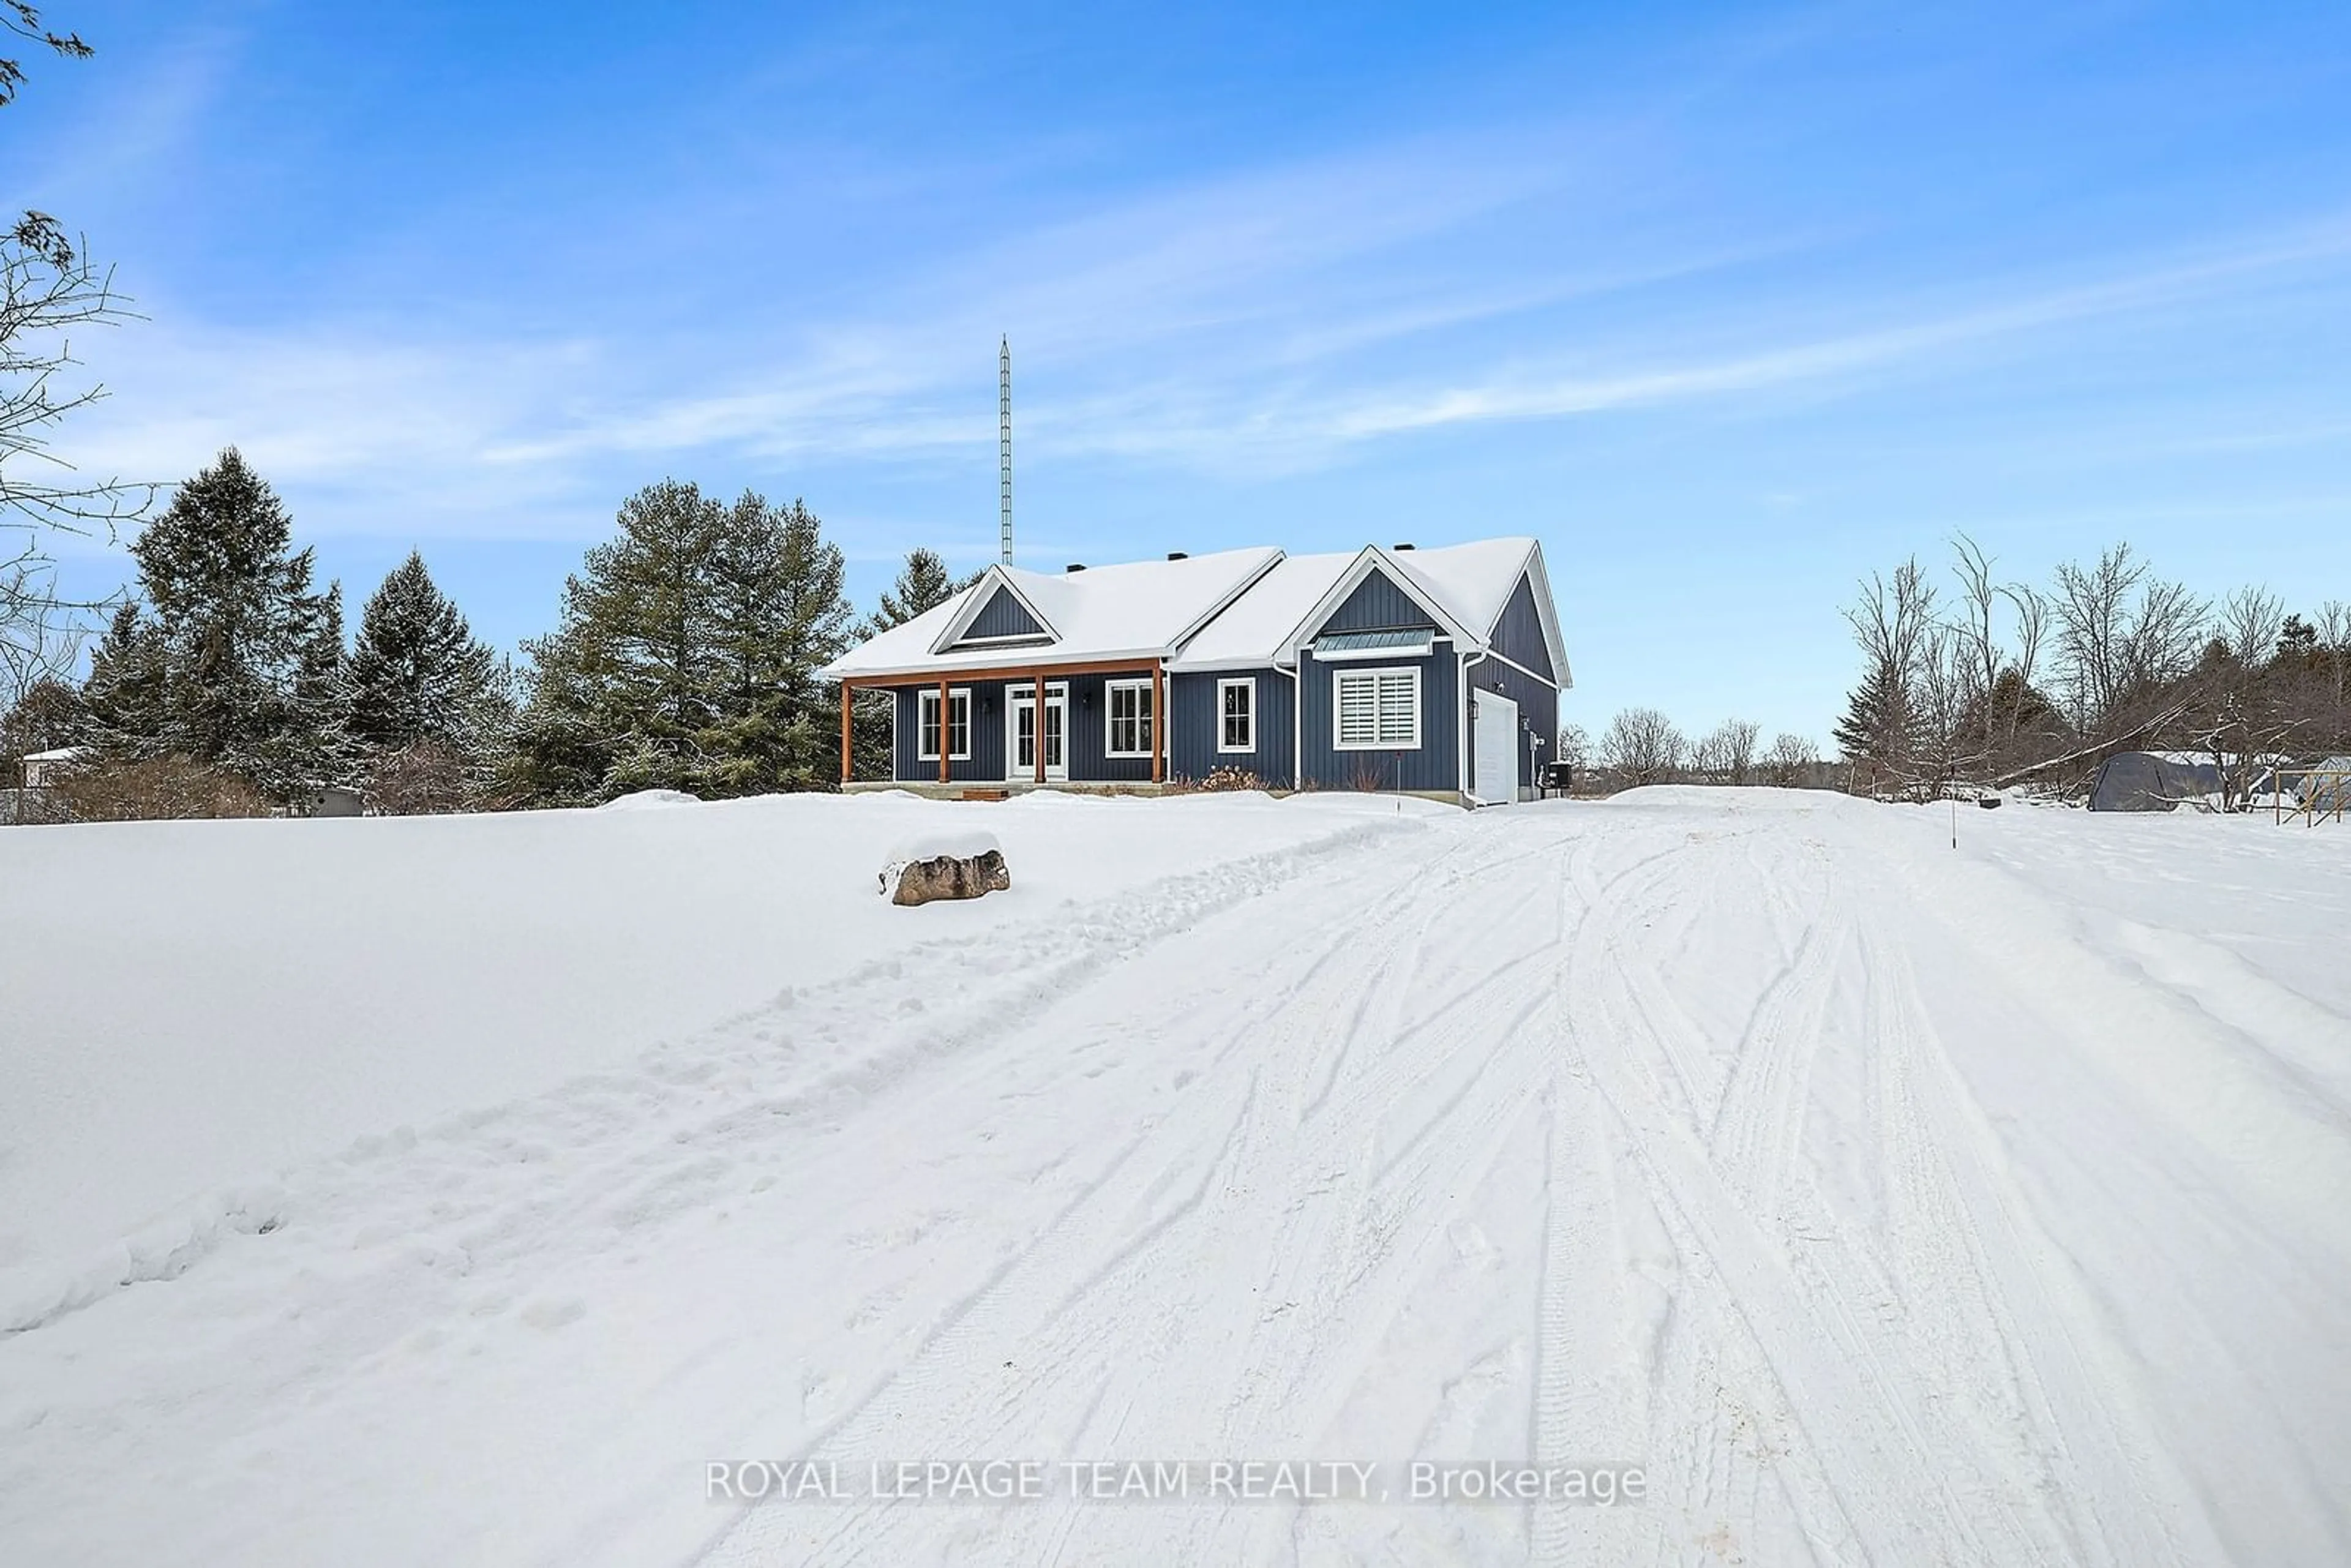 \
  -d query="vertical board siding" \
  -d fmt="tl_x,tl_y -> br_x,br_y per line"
959,586 -> 1045,641
1321,569 -> 1441,635
1490,573 -> 1554,681
891,680 -> 1009,782
1065,670 -> 1156,782
1169,669 -> 1294,786
1296,647 -> 1458,792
